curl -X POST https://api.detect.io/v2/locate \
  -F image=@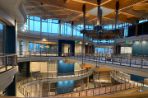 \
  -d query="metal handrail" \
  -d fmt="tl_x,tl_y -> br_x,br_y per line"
31,68 -> 93,79
73,54 -> 148,69
17,51 -> 148,68
17,68 -> 94,97
110,71 -> 147,88
18,77 -> 137,97
56,83 -> 137,97
0,54 -> 17,73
